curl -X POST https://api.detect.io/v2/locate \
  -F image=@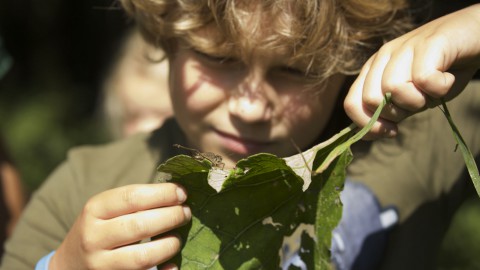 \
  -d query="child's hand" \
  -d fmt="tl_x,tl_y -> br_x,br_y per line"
50,183 -> 191,270
344,4 -> 480,139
